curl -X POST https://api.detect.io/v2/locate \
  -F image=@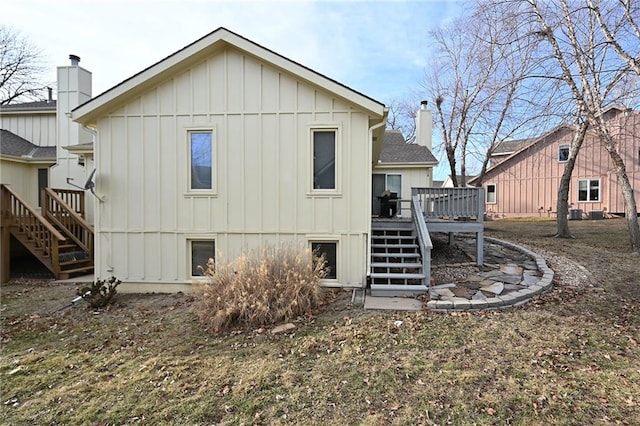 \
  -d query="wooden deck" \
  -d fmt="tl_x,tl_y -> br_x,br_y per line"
369,187 -> 485,295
